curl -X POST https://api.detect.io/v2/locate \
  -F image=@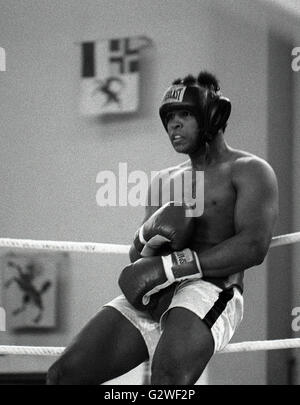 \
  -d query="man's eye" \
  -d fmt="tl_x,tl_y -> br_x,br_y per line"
180,111 -> 191,118
165,110 -> 191,124
165,112 -> 175,123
